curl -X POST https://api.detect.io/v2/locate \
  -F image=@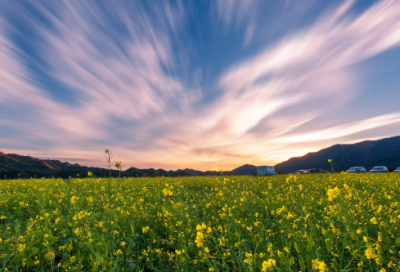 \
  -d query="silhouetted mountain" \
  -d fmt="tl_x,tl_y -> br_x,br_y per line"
124,167 -> 191,177
0,153 -> 74,171
177,168 -> 203,175
232,164 -> 257,175
274,136 -> 400,173
0,153 -> 191,179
